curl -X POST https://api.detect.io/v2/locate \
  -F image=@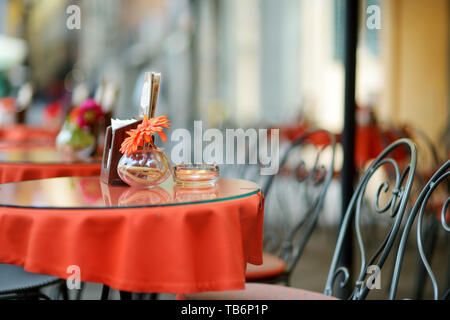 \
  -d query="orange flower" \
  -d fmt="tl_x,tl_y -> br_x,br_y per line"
120,115 -> 171,156
139,115 -> 171,143
119,129 -> 143,155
